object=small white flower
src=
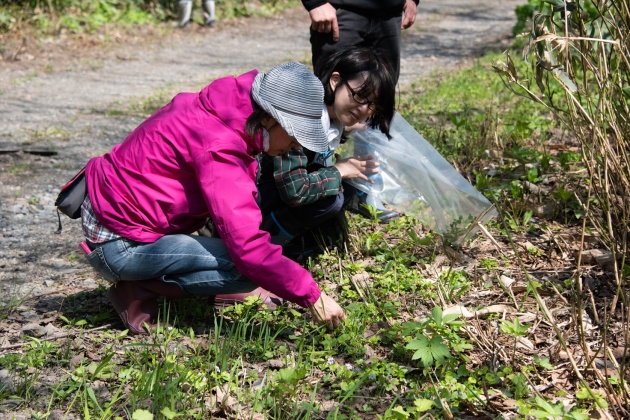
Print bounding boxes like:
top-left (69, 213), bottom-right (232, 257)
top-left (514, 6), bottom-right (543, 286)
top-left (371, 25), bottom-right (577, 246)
top-left (345, 363), bottom-right (354, 371)
top-left (202, 377), bottom-right (207, 382)
top-left (327, 357), bottom-right (335, 365)
top-left (214, 366), bottom-right (221, 373)
top-left (369, 374), bottom-right (377, 381)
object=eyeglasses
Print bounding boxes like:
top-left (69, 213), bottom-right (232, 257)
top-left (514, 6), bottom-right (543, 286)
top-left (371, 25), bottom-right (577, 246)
top-left (345, 82), bottom-right (378, 112)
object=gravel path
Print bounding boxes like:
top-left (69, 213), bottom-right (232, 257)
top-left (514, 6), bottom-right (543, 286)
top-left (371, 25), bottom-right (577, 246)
top-left (0, 0), bottom-right (522, 344)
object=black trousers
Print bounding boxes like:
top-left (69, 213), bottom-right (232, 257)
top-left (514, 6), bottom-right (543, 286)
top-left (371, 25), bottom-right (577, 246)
top-left (310, 7), bottom-right (403, 81)
top-left (257, 179), bottom-right (357, 236)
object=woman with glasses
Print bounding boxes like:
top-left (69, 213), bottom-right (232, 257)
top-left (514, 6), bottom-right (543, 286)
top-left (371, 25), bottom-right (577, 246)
top-left (255, 47), bottom-right (396, 257)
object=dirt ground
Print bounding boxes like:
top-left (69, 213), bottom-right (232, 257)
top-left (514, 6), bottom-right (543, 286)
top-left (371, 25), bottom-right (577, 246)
top-left (0, 0), bottom-right (522, 354)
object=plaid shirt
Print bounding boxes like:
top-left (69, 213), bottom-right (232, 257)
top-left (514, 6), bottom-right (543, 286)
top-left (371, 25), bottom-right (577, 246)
top-left (81, 195), bottom-right (120, 243)
top-left (259, 148), bottom-right (342, 207)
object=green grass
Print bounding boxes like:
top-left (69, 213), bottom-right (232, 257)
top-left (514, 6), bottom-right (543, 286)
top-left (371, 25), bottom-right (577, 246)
top-left (400, 52), bottom-right (556, 172)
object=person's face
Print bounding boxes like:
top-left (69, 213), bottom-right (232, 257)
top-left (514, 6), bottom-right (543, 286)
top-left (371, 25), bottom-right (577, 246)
top-left (264, 118), bottom-right (301, 156)
top-left (328, 71), bottom-right (378, 127)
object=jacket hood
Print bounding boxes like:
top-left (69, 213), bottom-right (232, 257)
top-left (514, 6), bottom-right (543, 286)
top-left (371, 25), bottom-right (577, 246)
top-left (198, 69), bottom-right (263, 155)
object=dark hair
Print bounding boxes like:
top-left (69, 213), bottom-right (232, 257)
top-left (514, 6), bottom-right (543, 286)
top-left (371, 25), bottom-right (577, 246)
top-left (316, 47), bottom-right (396, 136)
top-left (245, 103), bottom-right (269, 142)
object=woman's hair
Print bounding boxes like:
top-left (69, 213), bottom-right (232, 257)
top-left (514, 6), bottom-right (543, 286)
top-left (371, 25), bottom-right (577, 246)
top-left (317, 47), bottom-right (396, 136)
top-left (245, 103), bottom-right (269, 143)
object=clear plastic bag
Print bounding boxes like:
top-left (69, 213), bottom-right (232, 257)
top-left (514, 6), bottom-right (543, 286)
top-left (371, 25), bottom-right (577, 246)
top-left (338, 113), bottom-right (496, 246)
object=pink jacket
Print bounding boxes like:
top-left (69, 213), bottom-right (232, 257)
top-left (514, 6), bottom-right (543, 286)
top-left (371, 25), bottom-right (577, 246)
top-left (85, 70), bottom-right (321, 308)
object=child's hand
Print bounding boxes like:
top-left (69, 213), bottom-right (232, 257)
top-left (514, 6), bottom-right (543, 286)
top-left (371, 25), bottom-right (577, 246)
top-left (343, 122), bottom-right (369, 134)
top-left (334, 155), bottom-right (379, 181)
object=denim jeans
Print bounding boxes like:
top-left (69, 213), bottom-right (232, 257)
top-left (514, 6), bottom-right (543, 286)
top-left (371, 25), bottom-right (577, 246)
top-left (85, 234), bottom-right (257, 296)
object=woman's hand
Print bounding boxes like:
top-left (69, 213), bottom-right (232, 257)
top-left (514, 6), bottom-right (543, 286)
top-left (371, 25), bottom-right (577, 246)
top-left (334, 155), bottom-right (379, 182)
top-left (309, 292), bottom-right (346, 329)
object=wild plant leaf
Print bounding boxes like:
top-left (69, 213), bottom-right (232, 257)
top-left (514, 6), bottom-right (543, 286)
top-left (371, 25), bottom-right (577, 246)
top-left (535, 64), bottom-right (546, 94)
top-left (442, 312), bottom-right (462, 325)
top-left (451, 341), bottom-right (473, 352)
top-left (92, 353), bottom-right (114, 379)
top-left (552, 2), bottom-right (576, 13)
top-left (430, 306), bottom-right (443, 326)
top-left (86, 386), bottom-right (98, 407)
top-left (401, 322), bottom-right (425, 336)
top-left (407, 335), bottom-right (452, 366)
top-left (575, 387), bottom-right (591, 400)
top-left (275, 367), bottom-right (307, 384)
top-left (161, 407), bottom-right (178, 419)
top-left (576, 386), bottom-right (609, 408)
top-left (533, 355), bottom-right (553, 370)
top-left (566, 410), bottom-right (591, 420)
top-left (414, 398), bottom-right (435, 412)
top-left (391, 406), bottom-right (409, 418)
top-left (529, 396), bottom-right (564, 418)
top-left (407, 228), bottom-right (432, 245)
top-left (132, 410), bottom-right (154, 420)
top-left (500, 318), bottom-right (530, 336)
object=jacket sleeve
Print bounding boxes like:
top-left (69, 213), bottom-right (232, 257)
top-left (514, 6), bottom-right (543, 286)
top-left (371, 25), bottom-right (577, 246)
top-left (302, 0), bottom-right (329, 12)
top-left (194, 140), bottom-right (321, 308)
top-left (273, 149), bottom-right (342, 207)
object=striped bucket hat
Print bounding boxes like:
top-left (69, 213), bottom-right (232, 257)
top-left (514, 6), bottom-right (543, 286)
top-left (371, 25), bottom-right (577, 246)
top-left (251, 62), bottom-right (328, 153)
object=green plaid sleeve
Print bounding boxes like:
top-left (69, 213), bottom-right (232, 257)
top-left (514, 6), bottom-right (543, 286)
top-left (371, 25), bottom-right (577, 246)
top-left (273, 149), bottom-right (342, 206)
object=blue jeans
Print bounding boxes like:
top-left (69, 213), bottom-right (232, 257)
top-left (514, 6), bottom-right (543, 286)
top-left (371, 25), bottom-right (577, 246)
top-left (85, 235), bottom-right (257, 296)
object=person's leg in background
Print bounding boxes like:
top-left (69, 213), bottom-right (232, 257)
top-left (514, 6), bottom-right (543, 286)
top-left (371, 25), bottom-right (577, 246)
top-left (177, 0), bottom-right (216, 28)
top-left (177, 0), bottom-right (193, 27)
top-left (369, 14), bottom-right (402, 82)
top-left (202, 0), bottom-right (216, 27)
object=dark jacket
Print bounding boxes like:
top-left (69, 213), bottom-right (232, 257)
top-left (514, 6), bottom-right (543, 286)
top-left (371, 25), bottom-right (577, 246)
top-left (302, 0), bottom-right (418, 15)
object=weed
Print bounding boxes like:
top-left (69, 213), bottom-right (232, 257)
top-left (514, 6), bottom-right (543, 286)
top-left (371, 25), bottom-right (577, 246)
top-left (437, 269), bottom-right (471, 302)
top-left (0, 291), bottom-right (24, 320)
top-left (517, 395), bottom-right (590, 420)
top-left (401, 306), bottom-right (472, 368)
top-left (7, 163), bottom-right (30, 174)
top-left (479, 257), bottom-right (499, 270)
top-left (500, 317), bottom-right (530, 363)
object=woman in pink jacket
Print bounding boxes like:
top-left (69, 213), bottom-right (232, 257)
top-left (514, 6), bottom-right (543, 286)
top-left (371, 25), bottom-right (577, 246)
top-left (81, 62), bottom-right (345, 334)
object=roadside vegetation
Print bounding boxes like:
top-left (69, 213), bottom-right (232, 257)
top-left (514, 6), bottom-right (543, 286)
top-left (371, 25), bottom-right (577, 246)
top-left (0, 0), bottom-right (298, 34)
top-left (1, 0), bottom-right (629, 418)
